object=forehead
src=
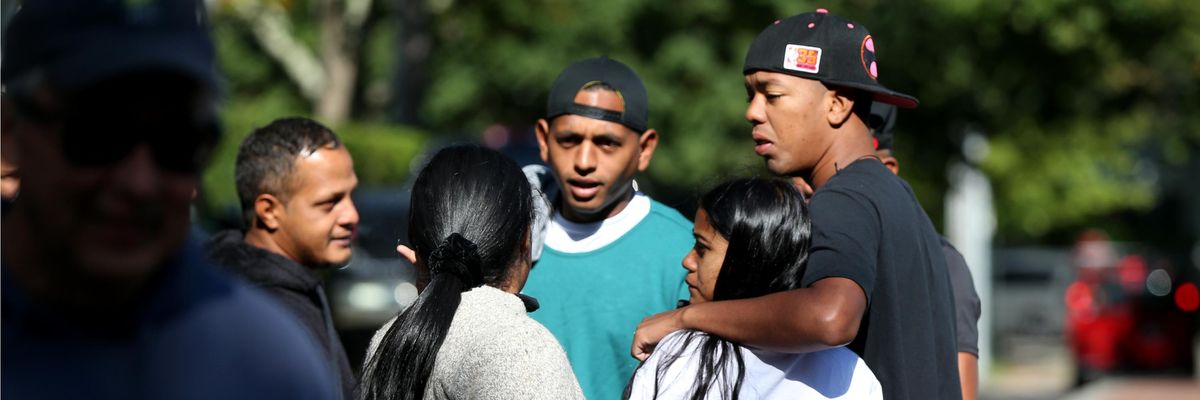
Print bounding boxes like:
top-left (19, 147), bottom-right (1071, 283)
top-left (693, 208), bottom-right (715, 233)
top-left (548, 113), bottom-right (637, 137)
top-left (290, 146), bottom-right (356, 193)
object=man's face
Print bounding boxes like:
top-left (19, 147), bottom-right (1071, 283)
top-left (744, 71), bottom-right (833, 177)
top-left (536, 89), bottom-right (656, 222)
top-left (274, 147), bottom-right (359, 268)
top-left (9, 76), bottom-right (213, 280)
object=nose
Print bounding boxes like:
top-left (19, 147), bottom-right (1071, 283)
top-left (341, 196), bottom-right (360, 228)
top-left (573, 141), bottom-right (597, 175)
top-left (113, 145), bottom-right (162, 200)
top-left (682, 250), bottom-right (698, 273)
top-left (745, 94), bottom-right (766, 126)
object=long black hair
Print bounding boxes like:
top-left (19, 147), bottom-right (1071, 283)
top-left (628, 177), bottom-right (811, 400)
top-left (358, 145), bottom-right (533, 400)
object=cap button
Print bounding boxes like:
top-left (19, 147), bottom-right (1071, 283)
top-left (816, 8), bottom-right (829, 14)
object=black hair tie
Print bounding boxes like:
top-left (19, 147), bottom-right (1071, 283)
top-left (428, 233), bottom-right (484, 289)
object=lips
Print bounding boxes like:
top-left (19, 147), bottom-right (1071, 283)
top-left (752, 131), bottom-right (774, 156)
top-left (330, 235), bottom-right (353, 247)
top-left (566, 178), bottom-right (602, 200)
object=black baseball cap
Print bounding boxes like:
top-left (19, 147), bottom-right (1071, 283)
top-left (869, 102), bottom-right (898, 150)
top-left (743, 8), bottom-right (918, 108)
top-left (545, 57), bottom-right (649, 134)
top-left (2, 0), bottom-right (218, 94)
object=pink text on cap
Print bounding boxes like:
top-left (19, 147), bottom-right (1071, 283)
top-left (816, 8), bottom-right (829, 14)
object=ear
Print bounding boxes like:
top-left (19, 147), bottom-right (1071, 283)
top-left (535, 118), bottom-right (551, 163)
top-left (635, 128), bottom-right (659, 172)
top-left (253, 193), bottom-right (285, 231)
top-left (881, 155), bottom-right (900, 175)
top-left (825, 88), bottom-right (856, 127)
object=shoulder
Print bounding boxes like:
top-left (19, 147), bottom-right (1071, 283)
top-left (444, 303), bottom-right (584, 399)
top-left (630, 330), bottom-right (713, 400)
top-left (644, 197), bottom-right (693, 232)
top-left (162, 268), bottom-right (338, 398)
top-left (641, 330), bottom-right (712, 376)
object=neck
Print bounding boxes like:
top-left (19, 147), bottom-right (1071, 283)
top-left (243, 227), bottom-right (297, 263)
top-left (807, 122), bottom-right (875, 189)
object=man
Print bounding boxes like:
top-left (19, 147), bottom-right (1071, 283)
top-left (523, 56), bottom-right (692, 400)
top-left (205, 117), bottom-right (359, 399)
top-left (0, 0), bottom-right (337, 399)
top-left (633, 10), bottom-right (962, 399)
top-left (869, 102), bottom-right (982, 400)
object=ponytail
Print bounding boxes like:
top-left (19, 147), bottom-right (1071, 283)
top-left (359, 234), bottom-right (486, 400)
top-left (358, 145), bottom-right (533, 400)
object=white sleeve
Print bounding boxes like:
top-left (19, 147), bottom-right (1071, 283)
top-left (628, 330), bottom-right (716, 399)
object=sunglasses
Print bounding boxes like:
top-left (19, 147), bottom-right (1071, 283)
top-left (14, 94), bottom-right (220, 174)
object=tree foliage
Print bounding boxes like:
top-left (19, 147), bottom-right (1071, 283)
top-left (414, 0), bottom-right (1200, 241)
top-left (205, 0), bottom-right (1200, 243)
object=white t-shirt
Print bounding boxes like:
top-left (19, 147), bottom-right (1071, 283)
top-left (629, 330), bottom-right (882, 399)
top-left (544, 192), bottom-right (651, 253)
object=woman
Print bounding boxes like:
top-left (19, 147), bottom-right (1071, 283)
top-left (359, 145), bottom-right (583, 400)
top-left (626, 178), bottom-right (881, 399)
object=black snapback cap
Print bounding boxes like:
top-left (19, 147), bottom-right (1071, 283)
top-left (869, 102), bottom-right (898, 150)
top-left (546, 57), bottom-right (649, 134)
top-left (743, 8), bottom-right (918, 108)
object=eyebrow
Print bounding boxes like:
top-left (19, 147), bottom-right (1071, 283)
top-left (554, 129), bottom-right (626, 142)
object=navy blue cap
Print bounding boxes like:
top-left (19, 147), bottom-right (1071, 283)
top-left (869, 102), bottom-right (898, 150)
top-left (2, 0), bottom-right (217, 93)
top-left (743, 9), bottom-right (917, 108)
top-left (545, 57), bottom-right (649, 134)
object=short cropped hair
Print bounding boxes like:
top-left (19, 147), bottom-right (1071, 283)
top-left (235, 117), bottom-right (342, 228)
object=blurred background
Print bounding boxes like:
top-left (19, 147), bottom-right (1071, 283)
top-left (9, 0), bottom-right (1199, 398)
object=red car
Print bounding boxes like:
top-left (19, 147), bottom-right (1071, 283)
top-left (1065, 235), bottom-right (1197, 385)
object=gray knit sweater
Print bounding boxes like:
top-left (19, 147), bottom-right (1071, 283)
top-left (366, 285), bottom-right (584, 400)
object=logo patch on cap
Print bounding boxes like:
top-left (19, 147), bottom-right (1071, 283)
top-left (860, 35), bottom-right (878, 80)
top-left (783, 44), bottom-right (821, 74)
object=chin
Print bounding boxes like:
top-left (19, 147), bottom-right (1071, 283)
top-left (565, 199), bottom-right (607, 217)
top-left (76, 245), bottom-right (168, 281)
top-left (320, 254), bottom-right (353, 269)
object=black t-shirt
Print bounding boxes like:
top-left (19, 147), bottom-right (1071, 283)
top-left (942, 237), bottom-right (981, 356)
top-left (802, 159), bottom-right (961, 400)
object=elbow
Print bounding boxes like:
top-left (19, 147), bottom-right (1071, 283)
top-left (811, 308), bottom-right (860, 347)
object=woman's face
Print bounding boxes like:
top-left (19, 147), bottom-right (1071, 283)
top-left (682, 209), bottom-right (728, 304)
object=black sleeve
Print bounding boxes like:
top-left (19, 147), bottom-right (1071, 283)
top-left (942, 239), bottom-right (981, 356)
top-left (803, 189), bottom-right (879, 304)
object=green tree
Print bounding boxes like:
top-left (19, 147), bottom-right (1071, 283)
top-left (414, 0), bottom-right (1200, 241)
top-left (200, 0), bottom-right (427, 219)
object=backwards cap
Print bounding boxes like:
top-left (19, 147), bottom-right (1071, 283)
top-left (743, 8), bottom-right (918, 108)
top-left (545, 57), bottom-right (649, 134)
top-left (2, 0), bottom-right (217, 93)
top-left (869, 102), bottom-right (898, 150)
